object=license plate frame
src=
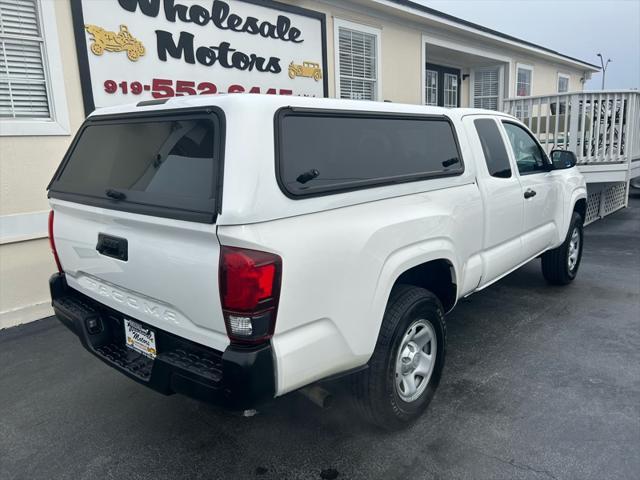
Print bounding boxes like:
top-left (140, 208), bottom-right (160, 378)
top-left (124, 318), bottom-right (157, 359)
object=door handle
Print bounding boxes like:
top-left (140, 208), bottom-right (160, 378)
top-left (524, 189), bottom-right (537, 199)
top-left (96, 233), bottom-right (128, 261)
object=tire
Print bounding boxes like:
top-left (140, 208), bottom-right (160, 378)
top-left (541, 211), bottom-right (584, 285)
top-left (351, 285), bottom-right (446, 430)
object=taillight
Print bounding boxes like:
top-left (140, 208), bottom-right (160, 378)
top-left (48, 210), bottom-right (63, 273)
top-left (219, 246), bottom-right (282, 345)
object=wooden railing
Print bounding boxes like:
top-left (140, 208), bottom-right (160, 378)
top-left (502, 90), bottom-right (640, 165)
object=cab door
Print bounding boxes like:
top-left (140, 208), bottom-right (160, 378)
top-left (500, 121), bottom-right (564, 259)
top-left (463, 116), bottom-right (524, 287)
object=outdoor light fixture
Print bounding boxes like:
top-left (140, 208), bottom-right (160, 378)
top-left (597, 53), bottom-right (612, 89)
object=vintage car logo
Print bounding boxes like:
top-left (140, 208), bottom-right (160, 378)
top-left (85, 24), bottom-right (145, 62)
top-left (288, 61), bottom-right (323, 81)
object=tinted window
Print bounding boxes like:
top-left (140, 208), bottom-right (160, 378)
top-left (502, 122), bottom-right (549, 175)
top-left (277, 111), bottom-right (463, 196)
top-left (49, 114), bottom-right (221, 221)
top-left (474, 118), bottom-right (511, 178)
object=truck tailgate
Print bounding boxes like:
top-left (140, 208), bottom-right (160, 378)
top-left (51, 199), bottom-right (228, 351)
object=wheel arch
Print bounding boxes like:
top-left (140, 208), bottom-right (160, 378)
top-left (573, 196), bottom-right (587, 222)
top-left (393, 259), bottom-right (458, 314)
top-left (566, 187), bottom-right (587, 235)
top-left (368, 242), bottom-right (460, 342)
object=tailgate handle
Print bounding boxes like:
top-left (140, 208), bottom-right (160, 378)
top-left (96, 234), bottom-right (128, 261)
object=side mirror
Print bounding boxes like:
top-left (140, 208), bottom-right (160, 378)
top-left (550, 149), bottom-right (577, 169)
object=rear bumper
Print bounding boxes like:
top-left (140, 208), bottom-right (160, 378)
top-left (49, 273), bottom-right (275, 410)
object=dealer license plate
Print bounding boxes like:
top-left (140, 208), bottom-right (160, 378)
top-left (124, 318), bottom-right (157, 359)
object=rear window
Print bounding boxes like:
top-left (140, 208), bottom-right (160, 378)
top-left (276, 109), bottom-right (463, 197)
top-left (49, 110), bottom-right (223, 223)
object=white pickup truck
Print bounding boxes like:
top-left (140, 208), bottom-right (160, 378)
top-left (48, 95), bottom-right (586, 429)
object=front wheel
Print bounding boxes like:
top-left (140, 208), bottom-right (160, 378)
top-left (351, 285), bottom-right (446, 430)
top-left (90, 43), bottom-right (104, 56)
top-left (541, 211), bottom-right (584, 285)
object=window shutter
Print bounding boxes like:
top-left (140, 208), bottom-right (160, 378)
top-left (474, 69), bottom-right (499, 110)
top-left (0, 0), bottom-right (51, 119)
top-left (338, 27), bottom-right (377, 101)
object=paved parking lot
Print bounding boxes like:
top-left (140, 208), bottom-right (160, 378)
top-left (1, 194), bottom-right (639, 480)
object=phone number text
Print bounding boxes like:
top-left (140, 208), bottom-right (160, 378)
top-left (103, 78), bottom-right (295, 98)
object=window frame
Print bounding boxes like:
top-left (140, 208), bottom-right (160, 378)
top-left (471, 66), bottom-right (503, 111)
top-left (47, 106), bottom-right (226, 223)
top-left (515, 63), bottom-right (534, 97)
top-left (273, 107), bottom-right (465, 199)
top-left (557, 73), bottom-right (570, 93)
top-left (0, 0), bottom-right (70, 136)
top-left (501, 120), bottom-right (552, 176)
top-left (514, 63), bottom-right (534, 119)
top-left (333, 18), bottom-right (382, 101)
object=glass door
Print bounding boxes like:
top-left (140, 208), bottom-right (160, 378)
top-left (425, 63), bottom-right (461, 107)
top-left (426, 70), bottom-right (438, 106)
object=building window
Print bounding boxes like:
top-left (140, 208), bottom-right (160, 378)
top-left (473, 68), bottom-right (500, 110)
top-left (334, 19), bottom-right (380, 101)
top-left (555, 73), bottom-right (570, 115)
top-left (558, 74), bottom-right (570, 93)
top-left (0, 0), bottom-right (68, 136)
top-left (443, 73), bottom-right (458, 107)
top-left (0, 0), bottom-right (50, 118)
top-left (425, 70), bottom-right (437, 106)
top-left (515, 64), bottom-right (533, 119)
top-left (516, 66), bottom-right (532, 96)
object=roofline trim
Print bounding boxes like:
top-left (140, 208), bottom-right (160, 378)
top-left (380, 0), bottom-right (600, 71)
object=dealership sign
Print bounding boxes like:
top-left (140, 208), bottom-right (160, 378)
top-left (71, 0), bottom-right (327, 114)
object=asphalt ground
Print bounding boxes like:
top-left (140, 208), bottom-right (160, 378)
top-left (1, 193), bottom-right (638, 480)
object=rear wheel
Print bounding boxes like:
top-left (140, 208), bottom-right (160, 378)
top-left (352, 285), bottom-right (446, 430)
top-left (541, 211), bottom-right (584, 285)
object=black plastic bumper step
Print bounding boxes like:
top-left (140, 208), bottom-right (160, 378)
top-left (162, 349), bottom-right (223, 382)
top-left (95, 343), bottom-right (154, 380)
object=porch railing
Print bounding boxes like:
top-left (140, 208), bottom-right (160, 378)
top-left (502, 90), bottom-right (640, 165)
